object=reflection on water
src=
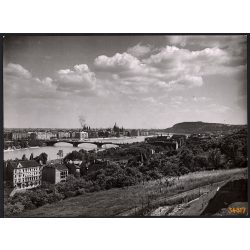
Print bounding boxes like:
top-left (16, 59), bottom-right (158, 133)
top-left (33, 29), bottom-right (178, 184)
top-left (4, 136), bottom-right (148, 161)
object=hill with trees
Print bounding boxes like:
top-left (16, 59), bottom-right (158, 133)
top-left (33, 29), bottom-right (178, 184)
top-left (164, 121), bottom-right (246, 134)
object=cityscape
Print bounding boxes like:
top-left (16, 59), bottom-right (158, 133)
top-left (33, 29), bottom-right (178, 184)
top-left (3, 35), bottom-right (248, 217)
top-left (4, 123), bottom-right (151, 150)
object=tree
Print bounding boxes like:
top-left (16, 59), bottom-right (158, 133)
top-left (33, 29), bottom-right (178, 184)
top-left (208, 149), bottom-right (221, 169)
top-left (29, 153), bottom-right (34, 160)
top-left (193, 155), bottom-right (208, 171)
top-left (35, 152), bottom-right (48, 164)
top-left (179, 148), bottom-right (194, 170)
top-left (57, 150), bottom-right (64, 158)
top-left (22, 154), bottom-right (28, 161)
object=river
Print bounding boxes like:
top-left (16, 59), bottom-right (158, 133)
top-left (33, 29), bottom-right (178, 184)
top-left (4, 136), bottom-right (149, 161)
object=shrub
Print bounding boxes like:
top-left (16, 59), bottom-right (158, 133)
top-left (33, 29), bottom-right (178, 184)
top-left (5, 202), bottom-right (25, 216)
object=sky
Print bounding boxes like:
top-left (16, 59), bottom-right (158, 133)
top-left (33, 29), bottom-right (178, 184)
top-left (3, 35), bottom-right (247, 129)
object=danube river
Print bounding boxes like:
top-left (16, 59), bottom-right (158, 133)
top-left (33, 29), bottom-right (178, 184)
top-left (4, 136), bottom-right (149, 161)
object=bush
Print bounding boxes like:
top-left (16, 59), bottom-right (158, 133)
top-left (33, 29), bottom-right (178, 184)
top-left (5, 202), bottom-right (25, 216)
top-left (64, 191), bottom-right (77, 198)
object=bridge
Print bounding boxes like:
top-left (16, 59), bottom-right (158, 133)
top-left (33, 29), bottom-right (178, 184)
top-left (44, 139), bottom-right (125, 149)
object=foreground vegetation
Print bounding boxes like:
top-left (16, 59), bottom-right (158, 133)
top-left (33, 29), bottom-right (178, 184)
top-left (15, 168), bottom-right (247, 217)
top-left (4, 129), bottom-right (247, 216)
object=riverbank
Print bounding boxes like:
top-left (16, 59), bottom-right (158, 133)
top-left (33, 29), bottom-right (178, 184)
top-left (4, 146), bottom-right (40, 152)
top-left (3, 136), bottom-right (148, 161)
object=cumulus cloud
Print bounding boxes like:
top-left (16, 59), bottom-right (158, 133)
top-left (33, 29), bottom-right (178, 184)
top-left (4, 63), bottom-right (32, 79)
top-left (94, 52), bottom-right (149, 75)
top-left (93, 38), bottom-right (246, 99)
top-left (35, 77), bottom-right (54, 88)
top-left (4, 36), bottom-right (246, 111)
top-left (161, 75), bottom-right (204, 90)
top-left (4, 62), bottom-right (99, 99)
top-left (4, 63), bottom-right (62, 100)
top-left (5, 73), bottom-right (61, 100)
top-left (56, 64), bottom-right (96, 93)
top-left (144, 46), bottom-right (230, 76)
top-left (166, 35), bottom-right (246, 50)
top-left (127, 43), bottom-right (152, 58)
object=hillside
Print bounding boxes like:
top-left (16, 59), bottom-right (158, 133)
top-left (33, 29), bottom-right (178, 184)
top-left (165, 121), bottom-right (246, 134)
top-left (14, 168), bottom-right (247, 217)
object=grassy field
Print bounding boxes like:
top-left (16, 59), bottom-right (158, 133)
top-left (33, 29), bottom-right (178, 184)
top-left (17, 168), bottom-right (247, 217)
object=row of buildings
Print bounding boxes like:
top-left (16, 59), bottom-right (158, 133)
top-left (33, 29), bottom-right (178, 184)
top-left (4, 130), bottom-right (90, 141)
top-left (4, 127), bottom-right (149, 142)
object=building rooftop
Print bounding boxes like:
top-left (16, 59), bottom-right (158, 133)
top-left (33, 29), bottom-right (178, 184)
top-left (45, 163), bottom-right (68, 171)
top-left (8, 160), bottom-right (39, 169)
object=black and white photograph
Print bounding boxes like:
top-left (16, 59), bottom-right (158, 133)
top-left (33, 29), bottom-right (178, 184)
top-left (3, 35), bottom-right (248, 217)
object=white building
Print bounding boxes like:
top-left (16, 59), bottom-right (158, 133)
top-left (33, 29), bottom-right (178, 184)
top-left (74, 131), bottom-right (88, 140)
top-left (6, 160), bottom-right (42, 190)
top-left (36, 131), bottom-right (54, 140)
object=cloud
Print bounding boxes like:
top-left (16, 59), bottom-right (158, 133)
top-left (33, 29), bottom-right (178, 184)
top-left (96, 42), bottom-right (244, 96)
top-left (127, 43), bottom-right (152, 58)
top-left (4, 36), bottom-right (246, 115)
top-left (207, 103), bottom-right (231, 113)
top-left (4, 74), bottom-right (61, 100)
top-left (4, 63), bottom-right (62, 100)
top-left (4, 63), bottom-right (32, 79)
top-left (94, 37), bottom-right (246, 97)
top-left (93, 48), bottom-right (209, 96)
top-left (193, 96), bottom-right (211, 102)
top-left (94, 52), bottom-right (148, 75)
top-left (166, 35), bottom-right (246, 50)
top-left (4, 62), bottom-right (99, 100)
top-left (169, 75), bottom-right (204, 89)
top-left (55, 64), bottom-right (96, 93)
top-left (35, 77), bottom-right (54, 88)
top-left (142, 97), bottom-right (163, 106)
top-left (144, 46), bottom-right (229, 75)
top-left (151, 75), bottom-right (204, 92)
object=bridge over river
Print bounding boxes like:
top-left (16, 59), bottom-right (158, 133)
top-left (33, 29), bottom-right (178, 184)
top-left (45, 139), bottom-right (126, 149)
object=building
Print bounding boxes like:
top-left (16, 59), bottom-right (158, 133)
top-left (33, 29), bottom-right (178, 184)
top-left (36, 131), bottom-right (56, 140)
top-left (50, 131), bottom-right (58, 139)
top-left (171, 134), bottom-right (186, 147)
top-left (130, 129), bottom-right (140, 137)
top-left (42, 163), bottom-right (68, 184)
top-left (57, 131), bottom-right (71, 139)
top-left (140, 131), bottom-right (149, 136)
top-left (70, 131), bottom-right (76, 138)
top-left (4, 132), bottom-right (12, 141)
top-left (145, 136), bottom-right (179, 150)
top-left (145, 135), bottom-right (170, 143)
top-left (88, 130), bottom-right (99, 138)
top-left (66, 160), bottom-right (82, 178)
top-left (5, 160), bottom-right (42, 190)
top-left (74, 131), bottom-right (88, 140)
top-left (28, 132), bottom-right (37, 140)
top-left (12, 131), bottom-right (29, 140)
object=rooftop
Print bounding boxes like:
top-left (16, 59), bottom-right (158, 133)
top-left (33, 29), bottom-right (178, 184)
top-left (45, 163), bottom-right (68, 171)
top-left (8, 160), bottom-right (40, 169)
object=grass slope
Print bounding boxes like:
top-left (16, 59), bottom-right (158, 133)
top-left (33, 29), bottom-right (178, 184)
top-left (17, 168), bottom-right (247, 217)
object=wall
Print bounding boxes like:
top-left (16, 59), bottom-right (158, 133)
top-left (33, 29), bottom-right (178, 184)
top-left (42, 167), bottom-right (56, 184)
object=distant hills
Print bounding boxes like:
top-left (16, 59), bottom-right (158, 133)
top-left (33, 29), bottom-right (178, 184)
top-left (164, 122), bottom-right (247, 134)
